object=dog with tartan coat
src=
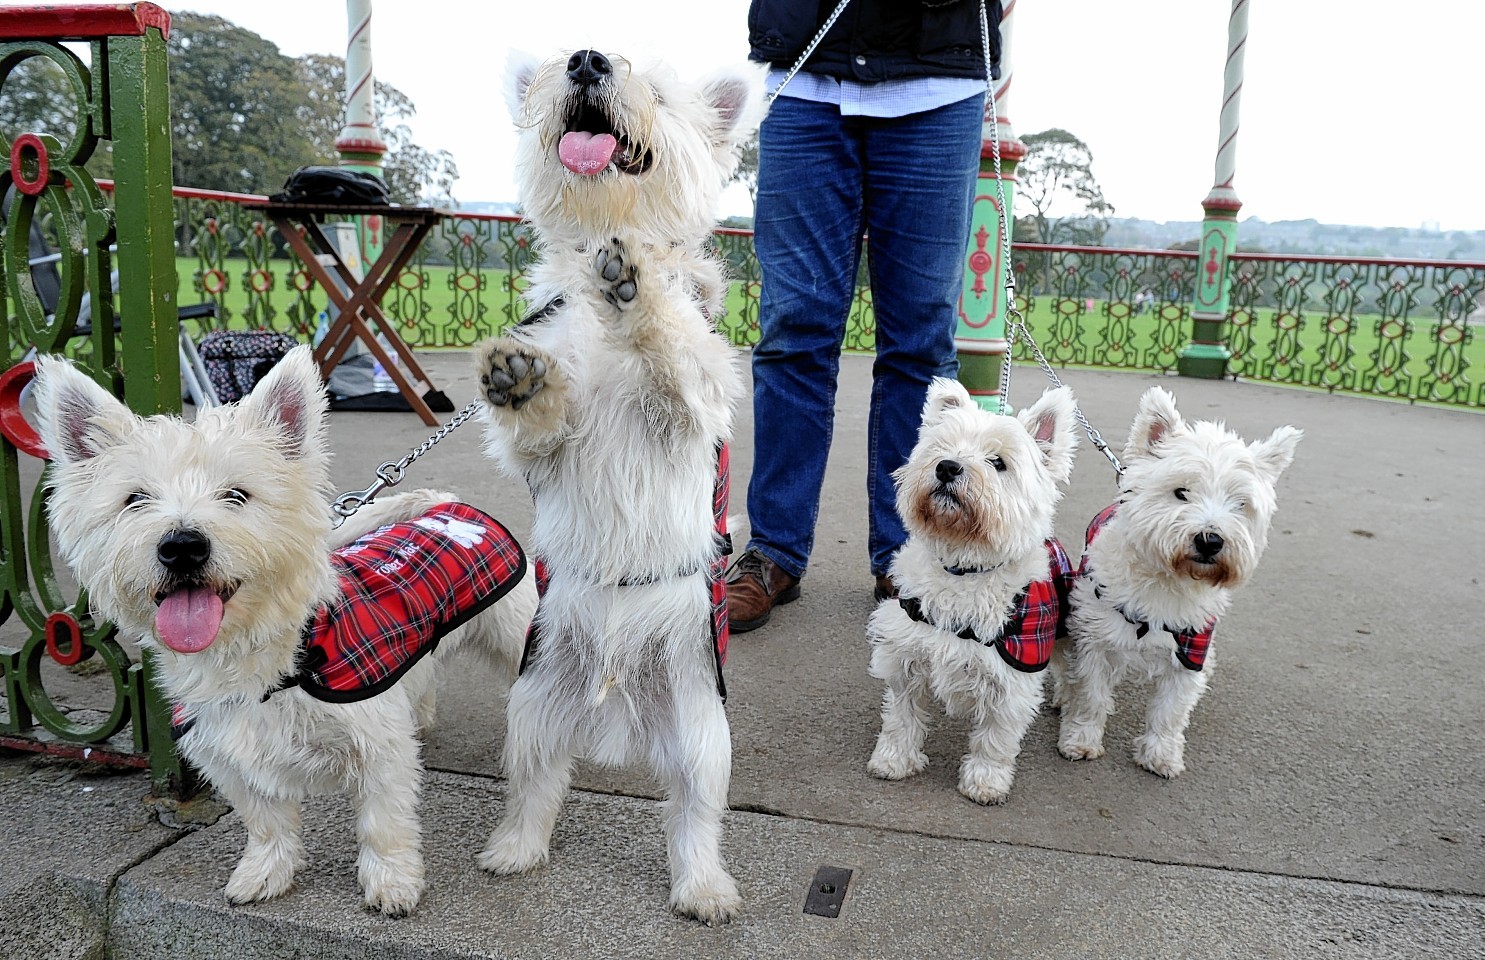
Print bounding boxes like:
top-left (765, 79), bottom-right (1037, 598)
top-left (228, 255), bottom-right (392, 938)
top-left (33, 348), bottom-right (537, 917)
top-left (867, 378), bottom-right (1078, 806)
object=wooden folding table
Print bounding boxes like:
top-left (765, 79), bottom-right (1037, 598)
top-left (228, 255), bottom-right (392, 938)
top-left (245, 201), bottom-right (450, 425)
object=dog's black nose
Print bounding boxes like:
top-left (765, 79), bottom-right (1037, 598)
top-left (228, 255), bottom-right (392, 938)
top-left (1193, 531), bottom-right (1224, 559)
top-left (158, 529), bottom-right (211, 574)
top-left (936, 459), bottom-right (963, 484)
top-left (566, 49), bottom-right (612, 87)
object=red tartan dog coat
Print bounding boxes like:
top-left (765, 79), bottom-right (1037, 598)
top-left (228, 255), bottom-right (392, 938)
top-left (897, 538), bottom-right (1074, 673)
top-left (1080, 503), bottom-right (1215, 671)
top-left (172, 502), bottom-right (527, 738)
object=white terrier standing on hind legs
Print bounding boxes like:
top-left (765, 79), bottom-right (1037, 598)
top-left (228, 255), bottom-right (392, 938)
top-left (1052, 386), bottom-right (1302, 778)
top-left (868, 379), bottom-right (1078, 806)
top-left (31, 347), bottom-right (537, 916)
top-left (471, 48), bottom-right (764, 925)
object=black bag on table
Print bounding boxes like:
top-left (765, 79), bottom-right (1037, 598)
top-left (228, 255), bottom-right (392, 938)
top-left (269, 166), bottom-right (391, 206)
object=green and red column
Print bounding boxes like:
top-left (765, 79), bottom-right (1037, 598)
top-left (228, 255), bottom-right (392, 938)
top-left (1179, 0), bottom-right (1249, 379)
top-left (956, 0), bottom-right (1021, 413)
top-left (335, 0), bottom-right (387, 262)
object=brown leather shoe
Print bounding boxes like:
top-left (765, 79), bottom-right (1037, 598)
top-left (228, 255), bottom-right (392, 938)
top-left (873, 574), bottom-right (898, 602)
top-left (725, 548), bottom-right (800, 633)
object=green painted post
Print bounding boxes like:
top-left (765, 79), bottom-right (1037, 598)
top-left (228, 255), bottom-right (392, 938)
top-left (1178, 0), bottom-right (1250, 380)
top-left (108, 19), bottom-right (195, 797)
top-left (956, 1), bottom-right (1019, 413)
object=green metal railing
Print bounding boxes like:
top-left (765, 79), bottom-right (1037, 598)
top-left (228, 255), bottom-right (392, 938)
top-left (1, 3), bottom-right (194, 794)
top-left (136, 193), bottom-right (1484, 410)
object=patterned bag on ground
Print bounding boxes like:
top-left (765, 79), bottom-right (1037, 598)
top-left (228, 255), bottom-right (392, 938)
top-left (197, 330), bottom-right (301, 404)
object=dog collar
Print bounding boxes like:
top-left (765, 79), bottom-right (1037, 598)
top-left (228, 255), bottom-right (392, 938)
top-left (1091, 583), bottom-right (1216, 672)
top-left (942, 560), bottom-right (1007, 576)
top-left (519, 296), bottom-right (565, 327)
top-left (895, 539), bottom-right (1072, 674)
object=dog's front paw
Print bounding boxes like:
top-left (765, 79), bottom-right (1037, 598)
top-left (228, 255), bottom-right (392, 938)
top-left (867, 739), bottom-right (928, 781)
top-left (359, 851), bottom-right (426, 917)
top-left (957, 758), bottom-right (1015, 806)
top-left (476, 337), bottom-right (553, 411)
top-left (1133, 734), bottom-right (1186, 779)
top-left (670, 872), bottom-right (742, 927)
top-left (594, 238), bottom-right (639, 315)
top-left (1057, 723), bottom-right (1106, 761)
top-left (477, 823), bottom-right (549, 875)
top-left (224, 850), bottom-right (296, 905)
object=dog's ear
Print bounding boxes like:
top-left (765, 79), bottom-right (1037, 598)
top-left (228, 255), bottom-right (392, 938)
top-left (919, 377), bottom-right (973, 432)
top-left (1249, 425), bottom-right (1302, 483)
top-left (505, 50), bottom-right (543, 122)
top-left (239, 346), bottom-right (328, 460)
top-left (701, 63), bottom-right (767, 151)
top-left (1124, 386), bottom-right (1183, 460)
top-left (32, 354), bottom-right (136, 464)
top-left (1017, 386), bottom-right (1078, 483)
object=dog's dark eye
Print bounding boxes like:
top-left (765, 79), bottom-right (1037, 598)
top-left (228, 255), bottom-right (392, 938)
top-left (221, 488), bottom-right (250, 506)
top-left (987, 455), bottom-right (1006, 472)
top-left (125, 491), bottom-right (150, 509)
top-left (1174, 488), bottom-right (1190, 502)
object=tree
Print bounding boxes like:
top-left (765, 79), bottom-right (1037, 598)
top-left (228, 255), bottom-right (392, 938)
top-left (295, 54), bottom-right (458, 205)
top-left (732, 136), bottom-right (760, 209)
top-left (1016, 128), bottom-right (1114, 247)
top-left (166, 14), bottom-right (457, 202)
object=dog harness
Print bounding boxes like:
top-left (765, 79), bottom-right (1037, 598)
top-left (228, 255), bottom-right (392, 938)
top-left (517, 443), bottom-right (732, 701)
top-left (896, 538), bottom-right (1074, 673)
top-left (171, 503), bottom-right (527, 739)
top-left (1080, 503), bottom-right (1216, 671)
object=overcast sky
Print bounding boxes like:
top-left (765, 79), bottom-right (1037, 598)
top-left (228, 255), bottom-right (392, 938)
top-left (58, 1), bottom-right (1484, 230)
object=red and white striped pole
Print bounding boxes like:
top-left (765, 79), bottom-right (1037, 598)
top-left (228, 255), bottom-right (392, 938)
top-left (335, 0), bottom-right (387, 259)
top-left (1178, 0), bottom-right (1249, 379)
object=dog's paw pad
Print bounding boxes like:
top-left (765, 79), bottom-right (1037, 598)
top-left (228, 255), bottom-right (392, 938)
top-left (478, 341), bottom-right (550, 411)
top-left (594, 238), bottom-right (639, 312)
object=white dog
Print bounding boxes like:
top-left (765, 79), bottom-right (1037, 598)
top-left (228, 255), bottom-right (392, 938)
top-left (33, 348), bottom-right (537, 916)
top-left (867, 379), bottom-right (1078, 805)
top-left (470, 49), bottom-right (762, 925)
top-left (1053, 386), bottom-right (1302, 778)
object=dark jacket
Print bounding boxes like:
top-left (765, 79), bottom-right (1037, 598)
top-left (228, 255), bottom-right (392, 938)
top-left (748, 0), bottom-right (1002, 83)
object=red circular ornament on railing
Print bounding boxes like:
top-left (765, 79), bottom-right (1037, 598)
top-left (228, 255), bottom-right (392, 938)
top-left (11, 133), bottom-right (50, 196)
top-left (45, 612), bottom-right (87, 666)
top-left (0, 362), bottom-right (48, 460)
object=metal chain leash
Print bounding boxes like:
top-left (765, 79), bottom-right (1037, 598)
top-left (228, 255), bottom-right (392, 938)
top-left (765, 0), bottom-right (853, 107)
top-left (976, 1), bottom-right (1123, 479)
top-left (330, 398), bottom-right (483, 527)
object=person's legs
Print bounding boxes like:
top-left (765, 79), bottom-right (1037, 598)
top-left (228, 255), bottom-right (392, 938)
top-left (861, 94), bottom-right (984, 577)
top-left (746, 97), bottom-right (864, 579)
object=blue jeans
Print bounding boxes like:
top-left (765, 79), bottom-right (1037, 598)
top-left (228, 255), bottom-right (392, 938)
top-left (746, 93), bottom-right (983, 579)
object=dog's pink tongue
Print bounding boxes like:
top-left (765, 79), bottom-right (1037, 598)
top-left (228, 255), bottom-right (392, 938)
top-left (558, 131), bottom-right (618, 175)
top-left (155, 587), bottom-right (223, 654)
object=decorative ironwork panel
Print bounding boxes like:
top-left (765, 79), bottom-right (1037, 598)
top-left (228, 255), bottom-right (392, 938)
top-left (0, 11), bottom-right (191, 792)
